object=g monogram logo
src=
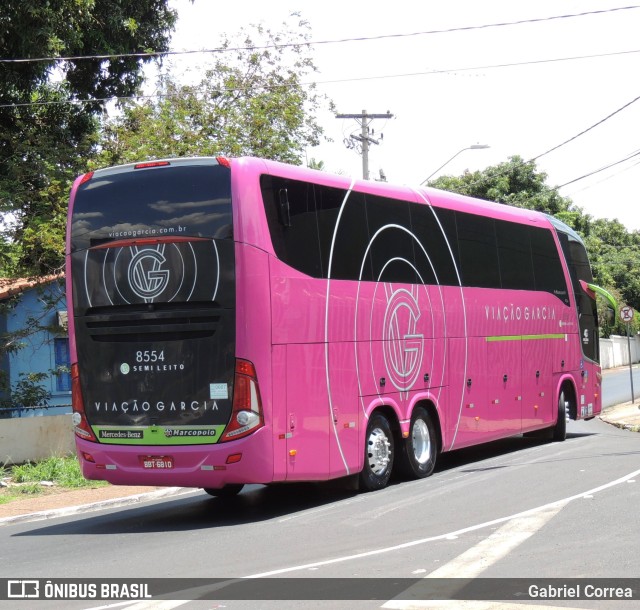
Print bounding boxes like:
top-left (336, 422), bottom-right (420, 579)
top-left (382, 285), bottom-right (424, 394)
top-left (127, 248), bottom-right (170, 301)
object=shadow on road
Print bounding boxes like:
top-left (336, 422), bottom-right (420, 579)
top-left (16, 424), bottom-right (629, 538)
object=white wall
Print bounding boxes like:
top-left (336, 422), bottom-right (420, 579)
top-left (0, 414), bottom-right (75, 466)
top-left (600, 334), bottom-right (640, 370)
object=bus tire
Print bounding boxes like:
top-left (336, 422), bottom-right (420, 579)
top-left (203, 484), bottom-right (244, 498)
top-left (398, 406), bottom-right (437, 479)
top-left (552, 390), bottom-right (568, 442)
top-left (359, 412), bottom-right (394, 492)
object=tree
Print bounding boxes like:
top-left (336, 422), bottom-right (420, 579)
top-left (96, 15), bottom-right (333, 167)
top-left (430, 155), bottom-right (578, 219)
top-left (0, 0), bottom-right (178, 275)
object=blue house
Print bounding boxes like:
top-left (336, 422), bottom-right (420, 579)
top-left (0, 275), bottom-right (71, 417)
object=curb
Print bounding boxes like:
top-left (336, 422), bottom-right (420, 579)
top-left (0, 487), bottom-right (196, 527)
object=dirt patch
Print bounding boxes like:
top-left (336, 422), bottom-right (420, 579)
top-left (0, 485), bottom-right (162, 519)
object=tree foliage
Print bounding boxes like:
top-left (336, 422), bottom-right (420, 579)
top-left (0, 0), bottom-right (178, 276)
top-left (96, 15), bottom-right (333, 168)
top-left (431, 156), bottom-right (640, 336)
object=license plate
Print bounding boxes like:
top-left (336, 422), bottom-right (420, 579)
top-left (139, 456), bottom-right (174, 469)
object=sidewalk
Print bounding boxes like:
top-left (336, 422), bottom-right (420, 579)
top-left (1, 402), bottom-right (638, 527)
top-left (599, 400), bottom-right (640, 431)
top-left (0, 485), bottom-right (193, 526)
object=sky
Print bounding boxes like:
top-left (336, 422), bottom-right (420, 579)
top-left (165, 0), bottom-right (640, 231)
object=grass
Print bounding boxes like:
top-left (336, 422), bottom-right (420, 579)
top-left (0, 455), bottom-right (108, 504)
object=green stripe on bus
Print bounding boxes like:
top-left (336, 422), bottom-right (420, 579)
top-left (485, 333), bottom-right (566, 342)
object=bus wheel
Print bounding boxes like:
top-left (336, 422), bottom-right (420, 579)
top-left (203, 484), bottom-right (244, 498)
top-left (359, 412), bottom-right (394, 492)
top-left (552, 390), bottom-right (568, 442)
top-left (398, 406), bottom-right (437, 479)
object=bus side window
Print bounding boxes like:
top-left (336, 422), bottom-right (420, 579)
top-left (363, 193), bottom-right (418, 284)
top-left (316, 186), bottom-right (373, 282)
top-left (496, 220), bottom-right (534, 290)
top-left (455, 212), bottom-right (500, 289)
top-left (530, 227), bottom-right (569, 304)
top-left (409, 204), bottom-right (458, 287)
top-left (261, 175), bottom-right (323, 277)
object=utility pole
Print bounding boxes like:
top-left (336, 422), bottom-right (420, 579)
top-left (336, 109), bottom-right (393, 180)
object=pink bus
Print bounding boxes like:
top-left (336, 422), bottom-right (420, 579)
top-left (66, 156), bottom-right (604, 495)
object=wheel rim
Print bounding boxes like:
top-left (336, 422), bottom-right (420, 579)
top-left (367, 427), bottom-right (391, 475)
top-left (412, 419), bottom-right (431, 465)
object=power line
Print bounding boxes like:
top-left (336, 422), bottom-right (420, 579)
top-left (567, 157), bottom-right (640, 196)
top-left (319, 48), bottom-right (640, 86)
top-left (557, 149), bottom-right (640, 188)
top-left (424, 92), bottom-right (640, 193)
top-left (1, 6), bottom-right (637, 65)
top-left (532, 93), bottom-right (640, 161)
top-left (2, 47), bottom-right (639, 110)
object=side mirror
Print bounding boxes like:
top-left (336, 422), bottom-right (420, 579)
top-left (605, 307), bottom-right (615, 325)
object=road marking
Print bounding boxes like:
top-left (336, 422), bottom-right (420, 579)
top-left (382, 503), bottom-right (568, 609)
top-left (429, 502), bottom-right (567, 578)
top-left (245, 467), bottom-right (640, 578)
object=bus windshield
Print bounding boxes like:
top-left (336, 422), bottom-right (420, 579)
top-left (71, 161), bottom-right (233, 251)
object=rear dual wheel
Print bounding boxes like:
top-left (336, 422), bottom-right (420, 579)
top-left (397, 406), bottom-right (437, 479)
top-left (359, 407), bottom-right (437, 491)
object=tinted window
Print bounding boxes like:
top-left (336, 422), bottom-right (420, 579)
top-left (558, 231), bottom-right (599, 362)
top-left (530, 227), bottom-right (569, 303)
top-left (365, 194), bottom-right (417, 284)
top-left (455, 212), bottom-right (500, 288)
top-left (496, 220), bottom-right (535, 290)
top-left (71, 163), bottom-right (232, 251)
top-left (260, 173), bottom-right (571, 301)
top-left (262, 175), bottom-right (323, 277)
top-left (409, 204), bottom-right (459, 285)
top-left (316, 187), bottom-right (372, 281)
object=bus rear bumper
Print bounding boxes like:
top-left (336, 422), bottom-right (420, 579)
top-left (74, 429), bottom-right (274, 488)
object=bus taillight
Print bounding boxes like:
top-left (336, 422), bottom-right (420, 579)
top-left (79, 171), bottom-right (94, 185)
top-left (71, 363), bottom-right (97, 441)
top-left (134, 161), bottom-right (171, 169)
top-left (220, 359), bottom-right (264, 442)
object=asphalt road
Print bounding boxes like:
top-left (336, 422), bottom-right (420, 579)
top-left (2, 414), bottom-right (639, 610)
top-left (602, 364), bottom-right (640, 407)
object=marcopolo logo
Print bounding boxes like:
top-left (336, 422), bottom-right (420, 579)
top-left (164, 428), bottom-right (218, 438)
